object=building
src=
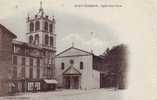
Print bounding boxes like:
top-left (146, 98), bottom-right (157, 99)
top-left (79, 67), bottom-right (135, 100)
top-left (11, 2), bottom-right (57, 92)
top-left (0, 24), bottom-right (17, 95)
top-left (55, 46), bottom-right (107, 90)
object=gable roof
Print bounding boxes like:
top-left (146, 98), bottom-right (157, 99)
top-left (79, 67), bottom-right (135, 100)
top-left (0, 24), bottom-right (17, 38)
top-left (63, 65), bottom-right (81, 75)
top-left (56, 46), bottom-right (93, 57)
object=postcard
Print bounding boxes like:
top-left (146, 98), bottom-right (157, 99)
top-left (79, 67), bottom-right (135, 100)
top-left (0, 0), bottom-right (156, 100)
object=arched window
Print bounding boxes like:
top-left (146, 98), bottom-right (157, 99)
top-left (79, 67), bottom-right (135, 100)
top-left (35, 34), bottom-right (39, 45)
top-left (30, 22), bottom-right (34, 32)
top-left (29, 35), bottom-right (33, 44)
top-left (44, 21), bottom-right (48, 32)
top-left (61, 62), bottom-right (64, 70)
top-left (35, 21), bottom-right (40, 31)
top-left (49, 24), bottom-right (53, 32)
top-left (80, 62), bottom-right (83, 70)
top-left (50, 37), bottom-right (53, 47)
top-left (45, 35), bottom-right (49, 45)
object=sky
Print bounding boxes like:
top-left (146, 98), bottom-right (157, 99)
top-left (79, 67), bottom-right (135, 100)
top-left (0, 0), bottom-right (157, 100)
top-left (0, 0), bottom-right (124, 55)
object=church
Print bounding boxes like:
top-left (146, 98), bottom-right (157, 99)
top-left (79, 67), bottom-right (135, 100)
top-left (55, 46), bottom-right (106, 90)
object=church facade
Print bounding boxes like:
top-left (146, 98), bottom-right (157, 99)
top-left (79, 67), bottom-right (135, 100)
top-left (11, 3), bottom-right (57, 92)
top-left (55, 47), bottom-right (102, 90)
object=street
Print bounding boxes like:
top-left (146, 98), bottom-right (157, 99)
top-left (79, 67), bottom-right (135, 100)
top-left (0, 89), bottom-right (124, 100)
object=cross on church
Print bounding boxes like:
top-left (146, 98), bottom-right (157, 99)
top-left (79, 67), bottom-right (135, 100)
top-left (72, 42), bottom-right (74, 47)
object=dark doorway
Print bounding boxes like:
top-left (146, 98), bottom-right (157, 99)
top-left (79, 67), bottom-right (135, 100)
top-left (73, 76), bottom-right (79, 89)
top-left (65, 76), bottom-right (70, 89)
top-left (64, 76), bottom-right (80, 89)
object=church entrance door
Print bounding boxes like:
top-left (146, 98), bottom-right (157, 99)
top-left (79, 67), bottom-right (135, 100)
top-left (64, 75), bottom-right (80, 89)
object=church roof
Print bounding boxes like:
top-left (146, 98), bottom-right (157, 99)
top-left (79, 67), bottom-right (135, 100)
top-left (56, 46), bottom-right (93, 57)
top-left (63, 65), bottom-right (81, 75)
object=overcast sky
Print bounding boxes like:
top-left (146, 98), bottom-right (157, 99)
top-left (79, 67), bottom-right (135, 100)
top-left (0, 0), bottom-right (157, 100)
top-left (0, 0), bottom-right (126, 55)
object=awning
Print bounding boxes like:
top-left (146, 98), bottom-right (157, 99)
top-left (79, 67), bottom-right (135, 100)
top-left (44, 79), bottom-right (58, 84)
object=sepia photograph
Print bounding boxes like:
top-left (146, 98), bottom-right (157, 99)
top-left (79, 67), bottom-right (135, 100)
top-left (0, 0), bottom-right (156, 100)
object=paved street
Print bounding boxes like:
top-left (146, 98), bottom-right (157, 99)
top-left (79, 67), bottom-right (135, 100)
top-left (0, 89), bottom-right (124, 100)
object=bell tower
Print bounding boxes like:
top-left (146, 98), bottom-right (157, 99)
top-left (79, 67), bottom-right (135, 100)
top-left (26, 1), bottom-right (56, 49)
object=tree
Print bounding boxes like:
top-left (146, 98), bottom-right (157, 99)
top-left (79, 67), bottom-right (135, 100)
top-left (101, 44), bottom-right (128, 89)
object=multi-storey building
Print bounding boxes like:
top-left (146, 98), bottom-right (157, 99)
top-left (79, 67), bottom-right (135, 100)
top-left (11, 2), bottom-right (57, 92)
top-left (0, 24), bottom-right (17, 95)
